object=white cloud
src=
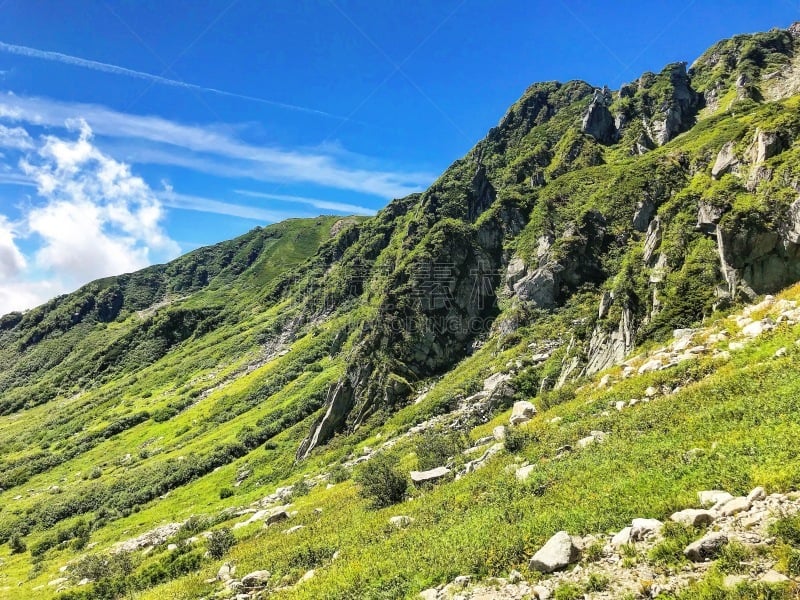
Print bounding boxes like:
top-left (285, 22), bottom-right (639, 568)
top-left (0, 93), bottom-right (433, 199)
top-left (0, 124), bottom-right (33, 150)
top-left (158, 189), bottom-right (311, 223)
top-left (0, 215), bottom-right (26, 278)
top-left (0, 280), bottom-right (61, 316)
top-left (234, 189), bottom-right (375, 215)
top-left (0, 120), bottom-right (181, 308)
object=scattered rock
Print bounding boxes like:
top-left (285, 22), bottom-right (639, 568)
top-left (718, 496), bottom-right (751, 517)
top-left (760, 569), bottom-right (789, 584)
top-left (684, 532), bottom-right (728, 562)
top-left (698, 490), bottom-right (734, 508)
top-left (670, 509), bottom-right (716, 528)
top-left (747, 487), bottom-right (767, 502)
top-left (528, 531), bottom-right (581, 573)
top-left (493, 425), bottom-right (507, 441)
top-left (389, 516), bottom-right (414, 529)
top-left (611, 526), bottom-right (633, 548)
top-left (630, 518), bottom-right (663, 541)
top-left (283, 525), bottom-right (305, 534)
top-left (515, 464), bottom-right (536, 482)
top-left (410, 466), bottom-right (451, 485)
top-left (241, 570), bottom-right (271, 588)
top-left (264, 508), bottom-right (290, 526)
top-left (510, 401), bottom-right (536, 425)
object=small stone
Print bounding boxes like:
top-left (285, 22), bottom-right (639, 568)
top-left (283, 525), bottom-right (305, 534)
top-left (631, 518), bottom-right (663, 541)
top-left (452, 575), bottom-right (471, 588)
top-left (299, 569), bottom-right (315, 582)
top-left (760, 569), bottom-right (789, 584)
top-left (241, 570), bottom-right (271, 588)
top-left (698, 490), bottom-right (734, 508)
top-left (419, 590), bottom-right (439, 600)
top-left (508, 569), bottom-right (523, 583)
top-left (492, 425), bottom-right (507, 441)
top-left (528, 531), bottom-right (581, 573)
top-left (723, 574), bottom-right (747, 588)
top-left (718, 496), bottom-right (751, 517)
top-left (684, 532), bottom-right (728, 561)
top-left (410, 466), bottom-right (451, 485)
top-left (533, 586), bottom-right (552, 599)
top-left (264, 508), bottom-right (289, 526)
top-left (670, 509), bottom-right (716, 527)
top-left (615, 401), bottom-right (626, 411)
top-left (774, 347), bottom-right (787, 358)
top-left (645, 386), bottom-right (659, 398)
top-left (389, 516), bottom-right (414, 529)
top-left (747, 486), bottom-right (766, 502)
top-left (516, 464), bottom-right (536, 482)
top-left (611, 526), bottom-right (633, 547)
top-left (510, 401), bottom-right (537, 425)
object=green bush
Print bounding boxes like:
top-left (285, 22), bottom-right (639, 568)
top-left (554, 582), bottom-right (583, 600)
top-left (219, 487), bottom-right (234, 499)
top-left (207, 528), bottom-right (236, 560)
top-left (415, 428), bottom-right (467, 470)
top-left (328, 464), bottom-right (351, 484)
top-left (355, 454), bottom-right (408, 508)
top-left (291, 478), bottom-right (311, 499)
top-left (9, 534), bottom-right (26, 554)
top-left (770, 514), bottom-right (800, 546)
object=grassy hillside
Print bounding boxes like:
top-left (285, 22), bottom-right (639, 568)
top-left (2, 24), bottom-right (800, 600)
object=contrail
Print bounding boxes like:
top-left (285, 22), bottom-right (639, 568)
top-left (0, 40), bottom-right (343, 119)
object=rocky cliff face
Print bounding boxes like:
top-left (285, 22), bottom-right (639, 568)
top-left (293, 23), bottom-right (800, 453)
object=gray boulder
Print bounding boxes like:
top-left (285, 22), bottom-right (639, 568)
top-left (241, 570), bottom-right (271, 588)
top-left (670, 509), bottom-right (716, 527)
top-left (684, 532), bottom-right (728, 561)
top-left (711, 141), bottom-right (739, 179)
top-left (510, 401), bottom-right (536, 425)
top-left (528, 531), bottom-right (581, 573)
top-left (410, 466), bottom-right (451, 485)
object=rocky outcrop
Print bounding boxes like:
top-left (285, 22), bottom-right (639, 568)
top-left (711, 141), bottom-right (739, 179)
top-left (749, 128), bottom-right (783, 164)
top-left (580, 87), bottom-right (616, 144)
top-left (649, 63), bottom-right (701, 145)
top-left (584, 305), bottom-right (635, 375)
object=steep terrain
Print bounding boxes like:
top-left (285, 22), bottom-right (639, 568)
top-left (3, 23), bottom-right (800, 600)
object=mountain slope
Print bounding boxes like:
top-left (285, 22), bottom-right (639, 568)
top-left (3, 23), bottom-right (800, 600)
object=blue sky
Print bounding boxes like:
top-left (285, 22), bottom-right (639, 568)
top-left (0, 0), bottom-right (798, 313)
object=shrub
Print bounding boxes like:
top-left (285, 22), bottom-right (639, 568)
top-left (219, 487), bottom-right (234, 499)
top-left (9, 534), bottom-right (26, 554)
top-left (291, 478), bottom-right (311, 500)
top-left (207, 528), bottom-right (236, 560)
top-left (585, 572), bottom-right (610, 592)
top-left (328, 464), bottom-right (350, 484)
top-left (415, 428), bottom-right (467, 470)
top-left (716, 541), bottom-right (751, 574)
top-left (770, 514), bottom-right (800, 546)
top-left (554, 582), bottom-right (583, 600)
top-left (355, 454), bottom-right (407, 508)
top-left (503, 427), bottom-right (532, 453)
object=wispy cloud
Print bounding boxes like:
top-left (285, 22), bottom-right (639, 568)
top-left (158, 190), bottom-right (309, 222)
top-left (0, 40), bottom-right (345, 119)
top-left (234, 189), bottom-right (375, 215)
top-left (0, 93), bottom-right (433, 199)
